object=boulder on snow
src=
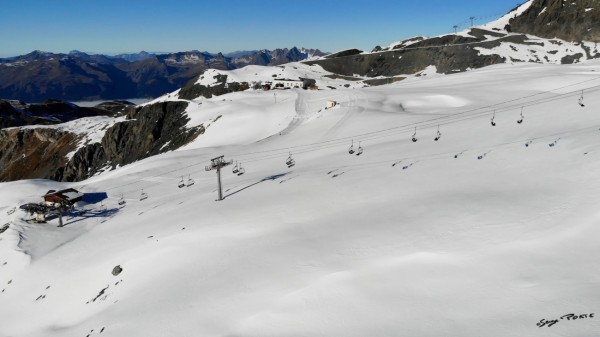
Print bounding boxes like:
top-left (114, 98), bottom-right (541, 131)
top-left (112, 265), bottom-right (123, 276)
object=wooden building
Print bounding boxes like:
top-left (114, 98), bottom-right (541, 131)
top-left (43, 188), bottom-right (84, 207)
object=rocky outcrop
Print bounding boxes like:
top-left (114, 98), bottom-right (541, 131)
top-left (507, 0), bottom-right (600, 42)
top-left (53, 142), bottom-right (106, 182)
top-left (0, 100), bottom-right (205, 182)
top-left (177, 74), bottom-right (250, 100)
top-left (305, 31), bottom-right (508, 77)
top-left (52, 101), bottom-right (204, 182)
top-left (0, 128), bottom-right (79, 181)
top-left (94, 100), bottom-right (137, 114)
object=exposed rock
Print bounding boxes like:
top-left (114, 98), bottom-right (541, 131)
top-left (324, 49), bottom-right (363, 59)
top-left (0, 128), bottom-right (79, 181)
top-left (112, 265), bottom-right (123, 276)
top-left (306, 32), bottom-right (507, 77)
top-left (508, 0), bottom-right (600, 42)
top-left (52, 101), bottom-right (204, 181)
top-left (94, 100), bottom-right (137, 115)
top-left (178, 75), bottom-right (249, 100)
top-left (52, 142), bottom-right (107, 182)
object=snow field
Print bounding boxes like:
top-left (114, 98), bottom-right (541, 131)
top-left (1, 60), bottom-right (600, 336)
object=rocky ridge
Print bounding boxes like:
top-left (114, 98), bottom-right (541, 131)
top-left (507, 0), bottom-right (600, 42)
top-left (0, 100), bottom-right (204, 182)
top-left (305, 0), bottom-right (600, 78)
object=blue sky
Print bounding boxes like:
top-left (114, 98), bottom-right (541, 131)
top-left (0, 0), bottom-right (524, 57)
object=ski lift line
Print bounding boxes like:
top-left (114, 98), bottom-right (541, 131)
top-left (247, 124), bottom-right (600, 174)
top-left (229, 81), bottom-right (600, 161)
top-left (225, 125), bottom-right (600, 184)
top-left (95, 80), bottom-right (600, 195)
top-left (238, 112), bottom-right (593, 166)
top-left (240, 94), bottom-right (599, 164)
top-left (321, 86), bottom-right (600, 145)
top-left (295, 125), bottom-right (600, 175)
top-left (106, 121), bottom-right (600, 199)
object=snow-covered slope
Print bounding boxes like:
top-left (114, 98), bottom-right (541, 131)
top-left (2, 60), bottom-right (600, 337)
top-left (192, 62), bottom-right (366, 89)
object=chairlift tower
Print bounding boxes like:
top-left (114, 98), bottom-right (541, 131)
top-left (205, 155), bottom-right (233, 201)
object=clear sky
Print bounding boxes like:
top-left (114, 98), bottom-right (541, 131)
top-left (0, 0), bottom-right (524, 57)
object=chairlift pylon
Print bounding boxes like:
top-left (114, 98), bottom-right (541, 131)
top-left (356, 141), bottom-right (363, 156)
top-left (348, 140), bottom-right (355, 155)
top-left (434, 125), bottom-right (441, 141)
top-left (411, 127), bottom-right (418, 142)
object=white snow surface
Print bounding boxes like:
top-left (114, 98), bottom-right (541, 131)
top-left (192, 62), bottom-right (366, 89)
top-left (2, 60), bottom-right (600, 336)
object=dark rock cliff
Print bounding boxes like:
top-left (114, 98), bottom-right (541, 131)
top-left (507, 0), bottom-right (600, 42)
top-left (305, 30), bottom-right (511, 77)
top-left (0, 128), bottom-right (79, 181)
top-left (0, 100), bottom-right (205, 182)
top-left (52, 101), bottom-right (204, 182)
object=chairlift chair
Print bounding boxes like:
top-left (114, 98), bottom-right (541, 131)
top-left (434, 125), bottom-right (441, 141)
top-left (411, 127), bottom-right (418, 142)
top-left (232, 161), bottom-right (239, 174)
top-left (491, 111), bottom-right (496, 126)
top-left (348, 140), bottom-right (355, 155)
top-left (356, 142), bottom-right (363, 156)
top-left (186, 175), bottom-right (195, 187)
top-left (237, 163), bottom-right (245, 176)
top-left (286, 153), bottom-right (295, 168)
top-left (139, 189), bottom-right (148, 201)
top-left (517, 107), bottom-right (524, 124)
top-left (118, 194), bottom-right (126, 206)
top-left (178, 176), bottom-right (185, 188)
top-left (579, 90), bottom-right (585, 107)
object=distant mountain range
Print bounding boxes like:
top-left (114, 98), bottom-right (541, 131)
top-left (0, 47), bottom-right (327, 102)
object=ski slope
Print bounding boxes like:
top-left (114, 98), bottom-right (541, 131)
top-left (2, 60), bottom-right (600, 337)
